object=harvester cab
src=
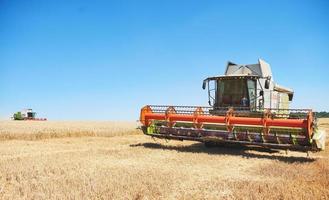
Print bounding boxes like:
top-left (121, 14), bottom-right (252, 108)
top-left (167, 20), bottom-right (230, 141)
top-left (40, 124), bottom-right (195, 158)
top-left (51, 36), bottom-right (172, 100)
top-left (202, 59), bottom-right (293, 115)
top-left (139, 59), bottom-right (326, 151)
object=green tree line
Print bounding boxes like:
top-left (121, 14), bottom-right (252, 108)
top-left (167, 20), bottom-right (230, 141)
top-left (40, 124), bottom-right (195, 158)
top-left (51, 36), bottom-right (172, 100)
top-left (315, 111), bottom-right (329, 118)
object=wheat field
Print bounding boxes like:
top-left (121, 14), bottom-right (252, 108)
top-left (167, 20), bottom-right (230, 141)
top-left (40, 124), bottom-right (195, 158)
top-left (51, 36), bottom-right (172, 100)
top-left (0, 119), bottom-right (328, 199)
top-left (0, 121), bottom-right (140, 140)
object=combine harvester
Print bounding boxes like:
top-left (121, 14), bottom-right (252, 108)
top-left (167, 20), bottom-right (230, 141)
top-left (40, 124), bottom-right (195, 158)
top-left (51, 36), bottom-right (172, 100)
top-left (13, 109), bottom-right (47, 121)
top-left (139, 59), bottom-right (326, 151)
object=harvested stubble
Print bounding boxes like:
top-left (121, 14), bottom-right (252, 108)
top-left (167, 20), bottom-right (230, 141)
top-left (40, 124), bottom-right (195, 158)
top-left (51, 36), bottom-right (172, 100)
top-left (0, 119), bottom-right (328, 199)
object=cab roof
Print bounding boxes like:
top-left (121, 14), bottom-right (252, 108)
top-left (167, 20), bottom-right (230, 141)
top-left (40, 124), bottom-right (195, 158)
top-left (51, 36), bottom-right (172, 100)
top-left (204, 75), bottom-right (260, 81)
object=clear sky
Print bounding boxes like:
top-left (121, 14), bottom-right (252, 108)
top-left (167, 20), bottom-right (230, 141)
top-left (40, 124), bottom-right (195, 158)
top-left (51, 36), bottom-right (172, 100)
top-left (1, 0), bottom-right (328, 120)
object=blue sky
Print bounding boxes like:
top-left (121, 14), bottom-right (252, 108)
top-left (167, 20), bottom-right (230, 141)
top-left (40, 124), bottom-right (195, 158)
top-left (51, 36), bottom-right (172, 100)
top-left (1, 0), bottom-right (328, 120)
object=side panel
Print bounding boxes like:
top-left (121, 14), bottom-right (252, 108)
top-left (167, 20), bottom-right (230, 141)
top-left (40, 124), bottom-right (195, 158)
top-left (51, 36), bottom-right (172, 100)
top-left (278, 93), bottom-right (290, 110)
top-left (271, 91), bottom-right (279, 109)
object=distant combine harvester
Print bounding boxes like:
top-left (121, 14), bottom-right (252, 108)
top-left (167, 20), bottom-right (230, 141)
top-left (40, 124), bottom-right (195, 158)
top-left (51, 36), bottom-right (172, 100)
top-left (13, 109), bottom-right (47, 121)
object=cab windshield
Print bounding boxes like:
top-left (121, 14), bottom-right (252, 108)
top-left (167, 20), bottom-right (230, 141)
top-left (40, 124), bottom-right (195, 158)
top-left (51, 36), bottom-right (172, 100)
top-left (215, 78), bottom-right (256, 108)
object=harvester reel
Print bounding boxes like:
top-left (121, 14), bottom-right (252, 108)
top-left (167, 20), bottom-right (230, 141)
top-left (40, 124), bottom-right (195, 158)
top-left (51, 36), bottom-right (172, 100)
top-left (139, 105), bottom-right (324, 151)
